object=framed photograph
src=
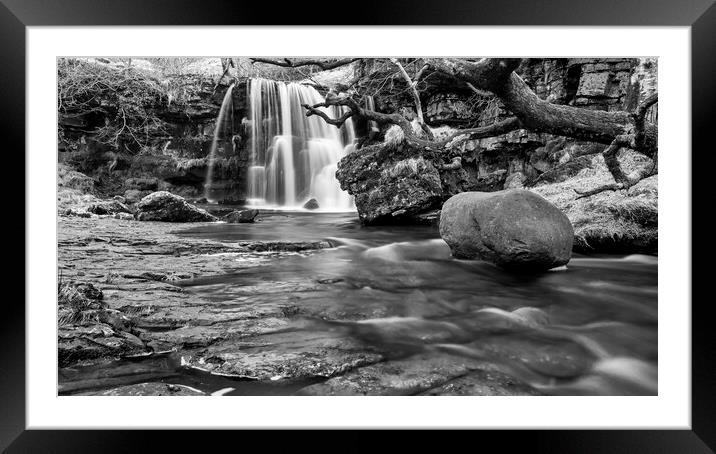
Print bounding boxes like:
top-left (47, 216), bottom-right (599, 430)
top-left (7, 0), bottom-right (713, 451)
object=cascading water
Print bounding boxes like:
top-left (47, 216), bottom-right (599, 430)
top-left (247, 78), bottom-right (356, 210)
top-left (204, 83), bottom-right (235, 200)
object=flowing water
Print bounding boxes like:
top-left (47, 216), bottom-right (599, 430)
top-left (64, 79), bottom-right (658, 395)
top-left (246, 79), bottom-right (356, 210)
top-left (59, 211), bottom-right (657, 395)
top-left (172, 211), bottom-right (658, 395)
top-left (204, 83), bottom-right (235, 200)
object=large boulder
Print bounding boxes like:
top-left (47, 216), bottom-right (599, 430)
top-left (336, 141), bottom-right (445, 224)
top-left (135, 191), bottom-right (217, 222)
top-left (439, 189), bottom-right (574, 271)
top-left (58, 164), bottom-right (96, 193)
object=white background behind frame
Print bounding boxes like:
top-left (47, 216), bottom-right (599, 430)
top-left (27, 26), bottom-right (690, 429)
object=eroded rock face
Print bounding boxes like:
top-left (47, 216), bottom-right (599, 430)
top-left (439, 189), bottom-right (574, 271)
top-left (135, 191), bottom-right (217, 222)
top-left (336, 142), bottom-right (445, 224)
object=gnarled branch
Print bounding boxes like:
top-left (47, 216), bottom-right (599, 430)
top-left (250, 58), bottom-right (360, 71)
top-left (302, 103), bottom-right (354, 128)
top-left (574, 135), bottom-right (657, 198)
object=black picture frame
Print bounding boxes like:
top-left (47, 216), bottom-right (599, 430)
top-left (5, 0), bottom-right (713, 451)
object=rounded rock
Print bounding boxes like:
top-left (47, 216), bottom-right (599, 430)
top-left (439, 189), bottom-right (574, 271)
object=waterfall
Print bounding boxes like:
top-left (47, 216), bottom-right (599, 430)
top-left (204, 83), bottom-right (235, 200)
top-left (247, 78), bottom-right (356, 210)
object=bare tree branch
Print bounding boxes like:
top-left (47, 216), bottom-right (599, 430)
top-left (296, 57), bottom-right (658, 184)
top-left (302, 103), bottom-right (354, 128)
top-left (574, 135), bottom-right (657, 198)
top-left (250, 58), bottom-right (361, 71)
top-left (390, 58), bottom-right (425, 125)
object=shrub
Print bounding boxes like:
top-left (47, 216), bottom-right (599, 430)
top-left (58, 58), bottom-right (174, 154)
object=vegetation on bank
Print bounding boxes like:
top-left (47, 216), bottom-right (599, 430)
top-left (58, 59), bottom-right (179, 155)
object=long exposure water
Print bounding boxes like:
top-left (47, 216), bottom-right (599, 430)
top-left (59, 211), bottom-right (657, 396)
top-left (247, 79), bottom-right (356, 210)
top-left (172, 210), bottom-right (658, 395)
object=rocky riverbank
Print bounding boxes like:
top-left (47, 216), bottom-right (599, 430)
top-left (57, 215), bottom-right (332, 367)
top-left (56, 57), bottom-right (658, 396)
top-left (58, 214), bottom-right (547, 396)
top-left (337, 139), bottom-right (657, 254)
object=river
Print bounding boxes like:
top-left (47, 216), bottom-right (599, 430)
top-left (173, 209), bottom-right (658, 395)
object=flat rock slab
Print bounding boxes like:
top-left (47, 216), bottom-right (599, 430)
top-left (57, 217), bottom-right (332, 369)
top-left (296, 352), bottom-right (490, 396)
top-left (78, 382), bottom-right (206, 396)
top-left (181, 330), bottom-right (384, 380)
top-left (418, 369), bottom-right (542, 396)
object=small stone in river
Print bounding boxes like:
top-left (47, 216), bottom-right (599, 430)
top-left (135, 191), bottom-right (217, 222)
top-left (303, 198), bottom-right (320, 210)
top-left (317, 278), bottom-right (344, 284)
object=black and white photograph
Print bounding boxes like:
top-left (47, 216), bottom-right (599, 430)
top-left (56, 56), bottom-right (659, 397)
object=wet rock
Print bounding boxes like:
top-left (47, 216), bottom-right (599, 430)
top-left (296, 353), bottom-right (485, 396)
top-left (114, 212), bottom-right (135, 221)
top-left (135, 191), bottom-right (217, 222)
top-left (181, 331), bottom-right (383, 381)
top-left (418, 368), bottom-right (541, 396)
top-left (238, 240), bottom-right (332, 252)
top-left (62, 208), bottom-right (92, 218)
top-left (87, 199), bottom-right (132, 215)
top-left (439, 189), bottom-right (574, 271)
top-left (302, 198), bottom-right (320, 210)
top-left (223, 209), bottom-right (258, 223)
top-left (58, 325), bottom-right (149, 367)
top-left (337, 141), bottom-right (443, 224)
top-left (77, 382), bottom-right (206, 396)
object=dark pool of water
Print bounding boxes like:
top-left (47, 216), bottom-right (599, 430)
top-left (170, 210), bottom-right (658, 395)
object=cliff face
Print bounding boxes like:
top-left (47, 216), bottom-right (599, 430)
top-left (58, 59), bottom-right (251, 202)
top-left (336, 58), bottom-right (658, 252)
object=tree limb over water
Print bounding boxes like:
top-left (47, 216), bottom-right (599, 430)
top-left (259, 57), bottom-right (658, 195)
